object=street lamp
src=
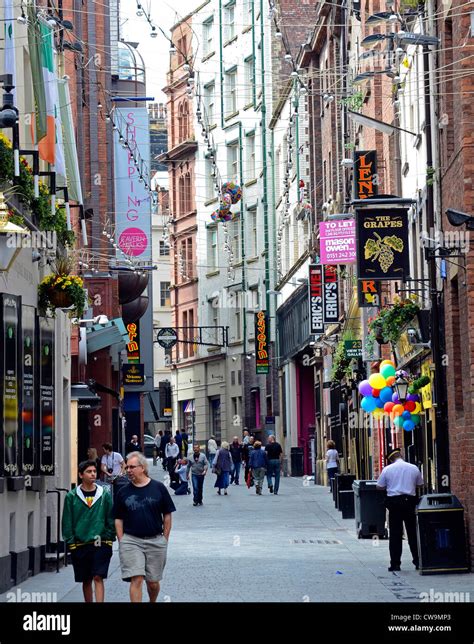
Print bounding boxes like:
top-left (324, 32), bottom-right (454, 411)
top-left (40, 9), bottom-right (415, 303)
top-left (394, 374), bottom-right (409, 403)
top-left (0, 193), bottom-right (30, 272)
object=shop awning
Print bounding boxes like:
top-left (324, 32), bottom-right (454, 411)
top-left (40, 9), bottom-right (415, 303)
top-left (184, 400), bottom-right (195, 413)
top-left (86, 318), bottom-right (129, 354)
top-left (71, 383), bottom-right (102, 410)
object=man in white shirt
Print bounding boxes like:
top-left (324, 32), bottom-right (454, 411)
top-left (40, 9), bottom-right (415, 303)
top-left (377, 448), bottom-right (424, 572)
top-left (165, 437), bottom-right (180, 475)
top-left (101, 443), bottom-right (125, 484)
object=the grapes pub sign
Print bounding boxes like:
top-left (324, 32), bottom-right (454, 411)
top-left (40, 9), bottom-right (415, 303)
top-left (355, 207), bottom-right (410, 281)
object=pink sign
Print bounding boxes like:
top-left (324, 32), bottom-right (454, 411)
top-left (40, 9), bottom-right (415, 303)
top-left (319, 220), bottom-right (356, 264)
top-left (119, 227), bottom-right (148, 256)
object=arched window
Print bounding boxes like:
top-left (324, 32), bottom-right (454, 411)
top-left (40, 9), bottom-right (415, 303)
top-left (182, 101), bottom-right (189, 140)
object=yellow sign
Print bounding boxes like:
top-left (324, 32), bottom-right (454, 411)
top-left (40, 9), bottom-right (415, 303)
top-left (421, 361), bottom-right (432, 409)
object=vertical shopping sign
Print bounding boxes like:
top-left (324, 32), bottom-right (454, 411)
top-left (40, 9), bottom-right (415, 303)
top-left (1, 294), bottom-right (21, 475)
top-left (308, 264), bottom-right (324, 334)
top-left (353, 150), bottom-right (378, 200)
top-left (322, 265), bottom-right (339, 324)
top-left (255, 311), bottom-right (269, 374)
top-left (39, 317), bottom-right (54, 474)
top-left (22, 306), bottom-right (36, 473)
top-left (126, 322), bottom-right (140, 364)
top-left (113, 107), bottom-right (152, 263)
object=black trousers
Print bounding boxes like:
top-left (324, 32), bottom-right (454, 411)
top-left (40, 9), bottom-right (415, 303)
top-left (386, 495), bottom-right (419, 567)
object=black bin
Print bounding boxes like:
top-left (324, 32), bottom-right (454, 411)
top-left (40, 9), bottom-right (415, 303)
top-left (353, 480), bottom-right (387, 539)
top-left (416, 494), bottom-right (469, 575)
top-left (336, 474), bottom-right (356, 509)
top-left (339, 490), bottom-right (355, 519)
top-left (290, 447), bottom-right (304, 477)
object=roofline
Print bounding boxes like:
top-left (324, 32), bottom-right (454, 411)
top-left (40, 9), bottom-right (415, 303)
top-left (170, 0), bottom-right (211, 31)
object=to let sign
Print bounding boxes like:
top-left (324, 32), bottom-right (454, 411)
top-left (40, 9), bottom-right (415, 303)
top-left (255, 311), bottom-right (269, 374)
top-left (308, 265), bottom-right (324, 334)
top-left (322, 265), bottom-right (339, 324)
top-left (354, 150), bottom-right (378, 200)
top-left (319, 220), bottom-right (356, 265)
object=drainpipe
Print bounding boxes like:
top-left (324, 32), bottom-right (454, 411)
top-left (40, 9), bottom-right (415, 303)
top-left (251, 0), bottom-right (257, 107)
top-left (293, 79), bottom-right (300, 201)
top-left (238, 122), bottom-right (247, 355)
top-left (219, 0), bottom-right (225, 129)
top-left (259, 0), bottom-right (270, 318)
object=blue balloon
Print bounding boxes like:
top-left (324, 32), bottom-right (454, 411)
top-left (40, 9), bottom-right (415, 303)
top-left (374, 397), bottom-right (384, 408)
top-left (403, 420), bottom-right (415, 432)
top-left (402, 411), bottom-right (411, 420)
top-left (361, 396), bottom-right (377, 413)
top-left (380, 387), bottom-right (393, 404)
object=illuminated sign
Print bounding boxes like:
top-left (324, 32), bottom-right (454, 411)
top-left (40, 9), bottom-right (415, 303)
top-left (322, 265), bottom-right (339, 324)
top-left (122, 363), bottom-right (145, 386)
top-left (39, 317), bottom-right (55, 475)
top-left (308, 264), bottom-right (324, 334)
top-left (22, 306), bottom-right (36, 473)
top-left (354, 150), bottom-right (378, 200)
top-left (126, 322), bottom-right (140, 363)
top-left (356, 208), bottom-right (409, 280)
top-left (255, 311), bottom-right (269, 374)
top-left (1, 295), bottom-right (20, 476)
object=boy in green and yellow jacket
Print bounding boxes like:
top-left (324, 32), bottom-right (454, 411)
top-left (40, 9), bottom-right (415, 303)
top-left (62, 459), bottom-right (116, 602)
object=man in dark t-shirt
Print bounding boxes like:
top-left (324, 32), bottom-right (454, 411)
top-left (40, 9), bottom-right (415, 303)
top-left (113, 451), bottom-right (176, 603)
top-left (265, 435), bottom-right (283, 495)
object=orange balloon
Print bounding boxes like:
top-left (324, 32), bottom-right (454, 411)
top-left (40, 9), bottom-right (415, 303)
top-left (386, 376), bottom-right (396, 386)
top-left (380, 360), bottom-right (395, 368)
top-left (392, 404), bottom-right (404, 416)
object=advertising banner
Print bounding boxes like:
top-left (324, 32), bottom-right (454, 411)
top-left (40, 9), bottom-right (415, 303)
top-left (39, 317), bottom-right (55, 474)
top-left (357, 279), bottom-right (381, 307)
top-left (308, 264), bottom-right (324, 334)
top-left (126, 322), bottom-right (140, 363)
top-left (113, 107), bottom-right (152, 262)
top-left (1, 294), bottom-right (21, 475)
top-left (322, 265), bottom-right (339, 324)
top-left (319, 220), bottom-right (356, 265)
top-left (122, 364), bottom-right (145, 386)
top-left (255, 311), bottom-right (269, 374)
top-left (356, 208), bottom-right (409, 280)
top-left (22, 306), bottom-right (36, 474)
top-left (353, 150), bottom-right (378, 200)
top-left (344, 340), bottom-right (363, 358)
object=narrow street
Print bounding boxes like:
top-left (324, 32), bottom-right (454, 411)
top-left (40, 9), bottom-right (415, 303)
top-left (1, 462), bottom-right (471, 604)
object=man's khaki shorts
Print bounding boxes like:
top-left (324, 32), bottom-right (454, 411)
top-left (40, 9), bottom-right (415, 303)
top-left (118, 533), bottom-right (168, 582)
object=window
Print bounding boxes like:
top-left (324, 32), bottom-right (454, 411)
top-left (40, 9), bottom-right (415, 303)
top-left (227, 143), bottom-right (238, 180)
top-left (224, 3), bottom-right (235, 41)
top-left (243, 0), bottom-right (253, 26)
top-left (238, 369), bottom-right (242, 385)
top-left (182, 310), bottom-right (188, 358)
top-left (185, 237), bottom-right (194, 278)
top-left (246, 133), bottom-right (256, 181)
top-left (177, 36), bottom-right (187, 65)
top-left (203, 17), bottom-right (214, 57)
top-left (204, 83), bottom-right (215, 125)
top-left (208, 228), bottom-right (218, 269)
top-left (189, 309), bottom-right (195, 357)
top-left (248, 209), bottom-right (257, 256)
top-left (231, 217), bottom-right (241, 262)
top-left (231, 371), bottom-right (236, 386)
top-left (225, 70), bottom-right (237, 115)
top-left (244, 57), bottom-right (254, 105)
top-left (159, 240), bottom-right (170, 256)
top-left (160, 282), bottom-right (171, 307)
top-left (178, 100), bottom-right (189, 141)
top-left (205, 157), bottom-right (215, 199)
top-left (234, 307), bottom-right (242, 341)
top-left (275, 147), bottom-right (281, 199)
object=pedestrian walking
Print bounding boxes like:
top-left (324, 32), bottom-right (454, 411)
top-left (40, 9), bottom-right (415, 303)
top-left (87, 447), bottom-right (102, 480)
top-left (165, 437), bottom-right (180, 475)
top-left (187, 444), bottom-right (209, 506)
top-left (213, 441), bottom-right (233, 495)
top-left (126, 434), bottom-right (142, 455)
top-left (61, 460), bottom-right (115, 603)
top-left (180, 428), bottom-right (189, 457)
top-left (170, 459), bottom-right (191, 495)
top-left (154, 431), bottom-right (163, 462)
top-left (160, 431), bottom-right (170, 471)
top-left (249, 440), bottom-right (267, 495)
top-left (175, 429), bottom-right (183, 455)
top-left (376, 448), bottom-right (424, 572)
top-left (113, 452), bottom-right (176, 603)
top-left (242, 429), bottom-right (250, 445)
top-left (207, 435), bottom-right (218, 466)
top-left (265, 435), bottom-right (282, 494)
top-left (243, 436), bottom-right (255, 487)
top-left (229, 436), bottom-right (243, 485)
top-left (100, 443), bottom-right (125, 487)
top-left (325, 440), bottom-right (339, 488)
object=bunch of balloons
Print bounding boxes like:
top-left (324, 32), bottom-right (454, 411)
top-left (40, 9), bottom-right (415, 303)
top-left (210, 182), bottom-right (243, 223)
top-left (358, 360), bottom-right (423, 431)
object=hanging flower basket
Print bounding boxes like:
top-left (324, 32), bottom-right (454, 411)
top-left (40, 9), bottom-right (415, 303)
top-left (38, 272), bottom-right (87, 318)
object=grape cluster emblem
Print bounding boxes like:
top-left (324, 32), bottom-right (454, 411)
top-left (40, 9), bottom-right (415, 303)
top-left (364, 233), bottom-right (404, 273)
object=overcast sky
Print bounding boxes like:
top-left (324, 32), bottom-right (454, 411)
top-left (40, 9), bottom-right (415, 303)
top-left (121, 0), bottom-right (199, 102)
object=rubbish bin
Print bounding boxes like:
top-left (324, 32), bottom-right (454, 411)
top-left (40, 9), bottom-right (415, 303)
top-left (333, 473), bottom-right (340, 506)
top-left (336, 474), bottom-right (356, 509)
top-left (353, 480), bottom-right (387, 539)
top-left (290, 447), bottom-right (304, 477)
top-left (416, 494), bottom-right (469, 575)
top-left (339, 490), bottom-right (355, 519)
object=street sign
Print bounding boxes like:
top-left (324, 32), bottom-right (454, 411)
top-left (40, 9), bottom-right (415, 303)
top-left (156, 327), bottom-right (178, 349)
top-left (344, 340), bottom-right (363, 358)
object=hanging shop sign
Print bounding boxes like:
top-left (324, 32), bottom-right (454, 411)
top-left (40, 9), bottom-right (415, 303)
top-left (255, 311), bottom-right (269, 374)
top-left (319, 220), bottom-right (356, 265)
top-left (156, 327), bottom-right (178, 349)
top-left (126, 322), bottom-right (140, 363)
top-left (22, 306), bottom-right (37, 474)
top-left (39, 317), bottom-right (55, 475)
top-left (358, 279), bottom-right (381, 307)
top-left (344, 340), bottom-right (363, 358)
top-left (356, 207), bottom-right (410, 280)
top-left (1, 295), bottom-right (21, 476)
top-left (122, 363), bottom-right (145, 386)
top-left (322, 265), bottom-right (339, 324)
top-left (308, 264), bottom-right (324, 334)
top-left (421, 360), bottom-right (433, 409)
top-left (353, 150), bottom-right (378, 200)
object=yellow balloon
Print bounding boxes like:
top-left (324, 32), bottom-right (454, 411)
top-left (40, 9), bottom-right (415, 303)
top-left (369, 373), bottom-right (387, 390)
top-left (380, 360), bottom-right (395, 368)
top-left (373, 409), bottom-right (385, 420)
top-left (413, 402), bottom-right (422, 414)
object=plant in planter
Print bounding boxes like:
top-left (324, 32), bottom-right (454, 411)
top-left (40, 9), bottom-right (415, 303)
top-left (367, 297), bottom-right (420, 346)
top-left (38, 257), bottom-right (87, 317)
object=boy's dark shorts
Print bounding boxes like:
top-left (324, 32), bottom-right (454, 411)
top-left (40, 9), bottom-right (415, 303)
top-left (70, 543), bottom-right (113, 582)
